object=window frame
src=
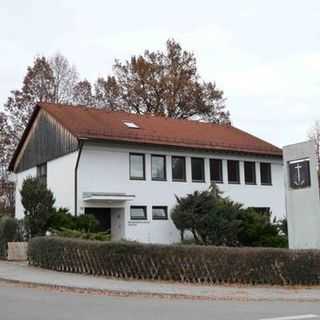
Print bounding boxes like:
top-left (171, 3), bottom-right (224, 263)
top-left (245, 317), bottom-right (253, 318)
top-left (130, 206), bottom-right (147, 221)
top-left (191, 157), bottom-right (205, 183)
top-left (244, 161), bottom-right (256, 185)
top-left (227, 160), bottom-right (240, 184)
top-left (260, 162), bottom-right (272, 185)
top-left (151, 154), bottom-right (167, 181)
top-left (129, 153), bottom-right (145, 180)
top-left (171, 156), bottom-right (186, 182)
top-left (152, 206), bottom-right (168, 220)
top-left (210, 158), bottom-right (223, 183)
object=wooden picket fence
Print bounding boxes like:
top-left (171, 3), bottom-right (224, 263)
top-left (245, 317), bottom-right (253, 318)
top-left (28, 236), bottom-right (320, 285)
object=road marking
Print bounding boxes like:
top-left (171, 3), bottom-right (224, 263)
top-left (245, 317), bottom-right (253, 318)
top-left (260, 315), bottom-right (319, 320)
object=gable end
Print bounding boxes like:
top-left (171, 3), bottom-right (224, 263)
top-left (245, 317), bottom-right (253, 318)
top-left (14, 109), bottom-right (79, 173)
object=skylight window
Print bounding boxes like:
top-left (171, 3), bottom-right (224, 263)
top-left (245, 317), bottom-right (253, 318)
top-left (123, 121), bottom-right (140, 129)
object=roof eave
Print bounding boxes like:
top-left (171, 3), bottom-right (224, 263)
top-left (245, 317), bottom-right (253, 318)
top-left (8, 104), bottom-right (42, 172)
top-left (78, 135), bottom-right (283, 159)
top-left (8, 103), bottom-right (80, 172)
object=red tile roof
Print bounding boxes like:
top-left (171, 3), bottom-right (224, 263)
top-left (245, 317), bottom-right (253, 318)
top-left (9, 103), bottom-right (282, 171)
top-left (40, 103), bottom-right (282, 157)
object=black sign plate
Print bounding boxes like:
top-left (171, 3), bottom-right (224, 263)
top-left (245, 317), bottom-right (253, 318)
top-left (289, 159), bottom-right (311, 189)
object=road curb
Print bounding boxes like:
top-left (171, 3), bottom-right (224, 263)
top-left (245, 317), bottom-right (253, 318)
top-left (1, 277), bottom-right (320, 302)
top-left (0, 277), bottom-right (215, 301)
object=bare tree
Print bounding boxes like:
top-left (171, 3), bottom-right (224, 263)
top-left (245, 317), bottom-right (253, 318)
top-left (0, 112), bottom-right (10, 177)
top-left (50, 53), bottom-right (79, 103)
top-left (0, 112), bottom-right (15, 214)
top-left (72, 80), bottom-right (95, 106)
top-left (308, 120), bottom-right (320, 167)
top-left (5, 56), bottom-right (55, 144)
top-left (3, 54), bottom-right (81, 185)
top-left (5, 54), bottom-right (79, 144)
top-left (94, 76), bottom-right (122, 110)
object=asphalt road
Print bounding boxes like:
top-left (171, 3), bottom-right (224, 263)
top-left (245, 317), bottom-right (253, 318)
top-left (1, 281), bottom-right (320, 320)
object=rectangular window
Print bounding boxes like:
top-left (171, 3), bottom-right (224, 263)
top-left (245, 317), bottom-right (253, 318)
top-left (260, 163), bottom-right (272, 185)
top-left (130, 206), bottom-right (147, 220)
top-left (227, 160), bottom-right (240, 184)
top-left (210, 159), bottom-right (223, 183)
top-left (129, 153), bottom-right (145, 180)
top-left (151, 155), bottom-right (166, 181)
top-left (172, 156), bottom-right (186, 182)
top-left (152, 206), bottom-right (168, 220)
top-left (244, 161), bottom-right (256, 184)
top-left (191, 158), bottom-right (205, 182)
top-left (37, 163), bottom-right (47, 186)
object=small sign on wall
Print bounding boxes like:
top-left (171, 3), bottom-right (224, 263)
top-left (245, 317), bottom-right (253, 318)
top-left (288, 158), bottom-right (311, 189)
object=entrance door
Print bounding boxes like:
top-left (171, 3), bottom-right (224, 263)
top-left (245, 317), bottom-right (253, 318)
top-left (84, 208), bottom-right (111, 232)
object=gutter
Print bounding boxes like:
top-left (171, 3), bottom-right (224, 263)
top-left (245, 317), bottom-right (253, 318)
top-left (74, 140), bottom-right (84, 216)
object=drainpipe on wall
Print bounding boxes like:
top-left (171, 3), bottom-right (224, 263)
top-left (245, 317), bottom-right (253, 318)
top-left (74, 140), bottom-right (84, 217)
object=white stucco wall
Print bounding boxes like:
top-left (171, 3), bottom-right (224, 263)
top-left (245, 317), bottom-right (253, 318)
top-left (46, 152), bottom-right (78, 214)
top-left (14, 142), bottom-right (285, 244)
top-left (77, 142), bottom-right (285, 244)
top-left (15, 167), bottom-right (37, 219)
top-left (14, 151), bottom-right (78, 219)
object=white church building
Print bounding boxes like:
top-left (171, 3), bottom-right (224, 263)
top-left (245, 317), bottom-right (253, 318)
top-left (9, 103), bottom-right (285, 244)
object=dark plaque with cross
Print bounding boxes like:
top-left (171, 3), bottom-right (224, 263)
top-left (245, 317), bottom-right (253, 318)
top-left (289, 159), bottom-right (311, 189)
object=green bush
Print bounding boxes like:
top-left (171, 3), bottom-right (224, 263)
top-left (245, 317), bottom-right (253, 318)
top-left (51, 228), bottom-right (110, 241)
top-left (48, 209), bottom-right (100, 233)
top-left (238, 209), bottom-right (288, 248)
top-left (28, 236), bottom-right (320, 285)
top-left (74, 214), bottom-right (99, 233)
top-left (47, 208), bottom-right (75, 230)
top-left (171, 185), bottom-right (223, 243)
top-left (20, 177), bottom-right (55, 237)
top-left (0, 217), bottom-right (19, 257)
top-left (207, 198), bottom-right (242, 246)
top-left (171, 185), bottom-right (288, 247)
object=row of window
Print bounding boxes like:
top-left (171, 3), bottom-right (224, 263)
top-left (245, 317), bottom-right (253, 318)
top-left (130, 205), bottom-right (271, 221)
top-left (130, 154), bottom-right (272, 185)
top-left (130, 206), bottom-right (168, 220)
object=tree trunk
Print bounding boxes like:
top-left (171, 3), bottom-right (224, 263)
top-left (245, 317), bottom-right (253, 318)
top-left (180, 230), bottom-right (184, 242)
top-left (192, 228), bottom-right (200, 244)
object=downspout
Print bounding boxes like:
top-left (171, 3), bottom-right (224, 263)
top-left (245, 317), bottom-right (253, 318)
top-left (74, 140), bottom-right (84, 217)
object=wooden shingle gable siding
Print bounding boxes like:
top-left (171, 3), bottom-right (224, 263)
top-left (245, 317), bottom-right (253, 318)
top-left (14, 109), bottom-right (79, 173)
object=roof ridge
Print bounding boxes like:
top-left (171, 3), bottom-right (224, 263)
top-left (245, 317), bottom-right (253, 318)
top-left (39, 102), bottom-right (234, 129)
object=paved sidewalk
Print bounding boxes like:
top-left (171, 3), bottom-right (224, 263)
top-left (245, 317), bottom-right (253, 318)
top-left (0, 261), bottom-right (319, 301)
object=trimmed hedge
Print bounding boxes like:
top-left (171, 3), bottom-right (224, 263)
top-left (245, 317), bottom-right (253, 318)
top-left (28, 237), bottom-right (320, 285)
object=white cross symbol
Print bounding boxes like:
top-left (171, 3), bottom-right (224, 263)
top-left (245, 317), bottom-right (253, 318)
top-left (295, 163), bottom-right (302, 183)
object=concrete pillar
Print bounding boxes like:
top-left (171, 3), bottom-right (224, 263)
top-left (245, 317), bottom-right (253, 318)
top-left (283, 140), bottom-right (320, 249)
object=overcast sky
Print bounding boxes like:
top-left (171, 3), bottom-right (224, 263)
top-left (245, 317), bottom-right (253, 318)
top-left (1, 0), bottom-right (319, 147)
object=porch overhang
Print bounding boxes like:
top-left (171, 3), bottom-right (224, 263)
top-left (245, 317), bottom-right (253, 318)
top-left (82, 192), bottom-right (135, 202)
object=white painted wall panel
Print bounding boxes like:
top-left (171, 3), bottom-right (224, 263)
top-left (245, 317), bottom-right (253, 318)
top-left (78, 142), bottom-right (285, 244)
top-left (14, 142), bottom-right (285, 244)
top-left (15, 151), bottom-right (78, 219)
top-left (47, 152), bottom-right (78, 214)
